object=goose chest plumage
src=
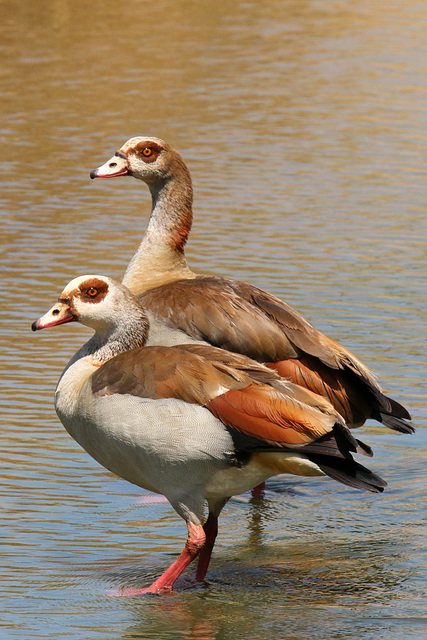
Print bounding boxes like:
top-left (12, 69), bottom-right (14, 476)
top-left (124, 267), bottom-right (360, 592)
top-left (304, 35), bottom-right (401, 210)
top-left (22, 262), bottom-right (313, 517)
top-left (33, 275), bottom-right (387, 594)
top-left (90, 137), bottom-right (413, 435)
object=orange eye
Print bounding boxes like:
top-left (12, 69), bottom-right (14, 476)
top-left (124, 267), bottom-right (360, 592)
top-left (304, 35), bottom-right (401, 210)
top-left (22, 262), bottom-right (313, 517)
top-left (142, 147), bottom-right (152, 157)
top-left (86, 287), bottom-right (98, 297)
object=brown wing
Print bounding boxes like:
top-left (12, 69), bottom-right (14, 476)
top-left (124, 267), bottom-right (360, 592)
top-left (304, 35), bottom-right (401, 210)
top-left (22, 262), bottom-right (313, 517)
top-left (140, 276), bottom-right (412, 431)
top-left (266, 357), bottom-right (372, 427)
top-left (140, 277), bottom-right (300, 362)
top-left (91, 339), bottom-right (387, 491)
top-left (91, 341), bottom-right (305, 407)
top-left (140, 276), bottom-right (375, 375)
top-left (91, 345), bottom-right (252, 405)
top-left (91, 342), bottom-right (347, 448)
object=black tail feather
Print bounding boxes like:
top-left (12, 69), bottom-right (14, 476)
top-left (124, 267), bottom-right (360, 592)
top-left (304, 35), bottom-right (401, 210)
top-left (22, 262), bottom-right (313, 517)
top-left (234, 421), bottom-right (386, 493)
top-left (376, 411), bottom-right (415, 434)
top-left (307, 453), bottom-right (387, 493)
top-left (346, 364), bottom-right (413, 433)
top-left (354, 438), bottom-right (374, 457)
top-left (333, 423), bottom-right (373, 458)
top-left (371, 393), bottom-right (414, 433)
top-left (383, 395), bottom-right (412, 420)
top-left (301, 424), bottom-right (373, 459)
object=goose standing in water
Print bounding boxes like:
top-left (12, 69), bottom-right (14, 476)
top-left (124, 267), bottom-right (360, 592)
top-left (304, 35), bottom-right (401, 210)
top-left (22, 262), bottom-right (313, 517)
top-left (33, 275), bottom-right (386, 594)
top-left (90, 137), bottom-right (412, 435)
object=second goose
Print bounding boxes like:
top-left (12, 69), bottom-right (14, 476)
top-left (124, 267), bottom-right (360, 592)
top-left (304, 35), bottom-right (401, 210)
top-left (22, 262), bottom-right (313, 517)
top-left (91, 137), bottom-right (412, 434)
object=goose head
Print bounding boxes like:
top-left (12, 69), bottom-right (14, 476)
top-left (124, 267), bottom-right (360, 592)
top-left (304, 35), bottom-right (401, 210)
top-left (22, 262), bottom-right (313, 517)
top-left (32, 275), bottom-right (147, 335)
top-left (90, 136), bottom-right (191, 189)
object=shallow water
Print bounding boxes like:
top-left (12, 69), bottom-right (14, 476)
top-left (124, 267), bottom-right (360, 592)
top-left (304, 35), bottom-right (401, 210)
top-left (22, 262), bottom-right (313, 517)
top-left (1, 1), bottom-right (426, 639)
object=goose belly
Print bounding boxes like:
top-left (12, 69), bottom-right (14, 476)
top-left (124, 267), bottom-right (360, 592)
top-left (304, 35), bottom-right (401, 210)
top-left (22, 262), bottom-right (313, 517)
top-left (204, 451), bottom-right (324, 500)
top-left (55, 391), bottom-right (236, 496)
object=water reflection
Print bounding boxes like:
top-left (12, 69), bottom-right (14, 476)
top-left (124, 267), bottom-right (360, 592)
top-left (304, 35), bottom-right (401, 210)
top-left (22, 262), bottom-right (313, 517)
top-left (2, 0), bottom-right (427, 639)
top-left (103, 521), bottom-right (419, 640)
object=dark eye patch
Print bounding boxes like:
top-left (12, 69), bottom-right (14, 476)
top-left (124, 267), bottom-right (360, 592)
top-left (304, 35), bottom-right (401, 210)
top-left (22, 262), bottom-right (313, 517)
top-left (135, 141), bottom-right (162, 163)
top-left (79, 278), bottom-right (109, 303)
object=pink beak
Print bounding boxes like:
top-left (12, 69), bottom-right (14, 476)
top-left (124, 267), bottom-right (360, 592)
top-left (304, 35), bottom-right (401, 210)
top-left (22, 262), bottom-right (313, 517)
top-left (32, 302), bottom-right (75, 331)
top-left (90, 153), bottom-right (129, 179)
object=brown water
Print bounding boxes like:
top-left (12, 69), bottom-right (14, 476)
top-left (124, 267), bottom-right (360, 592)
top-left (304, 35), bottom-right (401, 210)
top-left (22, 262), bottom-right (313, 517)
top-left (1, 1), bottom-right (426, 638)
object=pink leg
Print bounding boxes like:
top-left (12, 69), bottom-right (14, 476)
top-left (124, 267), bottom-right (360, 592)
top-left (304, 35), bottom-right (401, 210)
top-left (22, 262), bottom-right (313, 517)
top-left (112, 522), bottom-right (206, 596)
top-left (195, 513), bottom-right (218, 582)
top-left (251, 482), bottom-right (266, 498)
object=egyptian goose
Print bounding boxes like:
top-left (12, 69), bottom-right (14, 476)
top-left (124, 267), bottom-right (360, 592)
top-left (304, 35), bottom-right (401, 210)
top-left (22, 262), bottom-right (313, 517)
top-left (33, 275), bottom-right (386, 594)
top-left (90, 138), bottom-right (413, 434)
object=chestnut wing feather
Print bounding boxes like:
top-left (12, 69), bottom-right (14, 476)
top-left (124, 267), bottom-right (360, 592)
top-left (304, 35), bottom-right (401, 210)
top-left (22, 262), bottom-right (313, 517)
top-left (206, 385), bottom-right (338, 446)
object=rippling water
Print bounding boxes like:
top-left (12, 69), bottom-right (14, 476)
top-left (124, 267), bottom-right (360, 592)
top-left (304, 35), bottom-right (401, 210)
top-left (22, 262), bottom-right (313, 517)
top-left (1, 1), bottom-right (426, 639)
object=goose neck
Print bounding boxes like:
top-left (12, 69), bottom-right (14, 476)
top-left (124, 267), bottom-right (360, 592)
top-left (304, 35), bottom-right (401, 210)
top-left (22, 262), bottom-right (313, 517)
top-left (122, 172), bottom-right (196, 295)
top-left (86, 313), bottom-right (149, 365)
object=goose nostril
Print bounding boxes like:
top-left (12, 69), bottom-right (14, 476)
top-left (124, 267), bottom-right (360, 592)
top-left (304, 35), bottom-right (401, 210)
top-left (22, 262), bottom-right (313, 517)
top-left (52, 309), bottom-right (60, 316)
top-left (109, 162), bottom-right (117, 168)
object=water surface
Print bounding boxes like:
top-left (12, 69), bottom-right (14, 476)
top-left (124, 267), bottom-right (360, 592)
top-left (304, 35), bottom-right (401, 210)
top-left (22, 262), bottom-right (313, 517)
top-left (1, 1), bottom-right (426, 639)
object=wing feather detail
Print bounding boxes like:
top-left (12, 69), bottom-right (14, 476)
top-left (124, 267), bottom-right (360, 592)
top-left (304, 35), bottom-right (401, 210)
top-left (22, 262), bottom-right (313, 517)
top-left (91, 342), bottom-right (346, 448)
top-left (206, 384), bottom-right (340, 446)
top-left (91, 345), bottom-right (269, 405)
top-left (139, 276), bottom-right (412, 431)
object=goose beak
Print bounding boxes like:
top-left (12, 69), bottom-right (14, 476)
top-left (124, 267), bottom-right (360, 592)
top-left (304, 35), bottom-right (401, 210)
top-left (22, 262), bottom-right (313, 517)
top-left (90, 152), bottom-right (129, 179)
top-left (32, 302), bottom-right (76, 331)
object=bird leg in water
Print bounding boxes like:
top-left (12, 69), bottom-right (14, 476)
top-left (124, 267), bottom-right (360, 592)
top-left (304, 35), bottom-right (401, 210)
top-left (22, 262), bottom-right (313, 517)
top-left (112, 522), bottom-right (206, 596)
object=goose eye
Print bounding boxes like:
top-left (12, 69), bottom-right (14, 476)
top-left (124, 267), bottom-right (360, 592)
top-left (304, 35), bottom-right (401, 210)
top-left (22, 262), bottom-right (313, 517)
top-left (86, 287), bottom-right (98, 298)
top-left (142, 147), bottom-right (152, 157)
